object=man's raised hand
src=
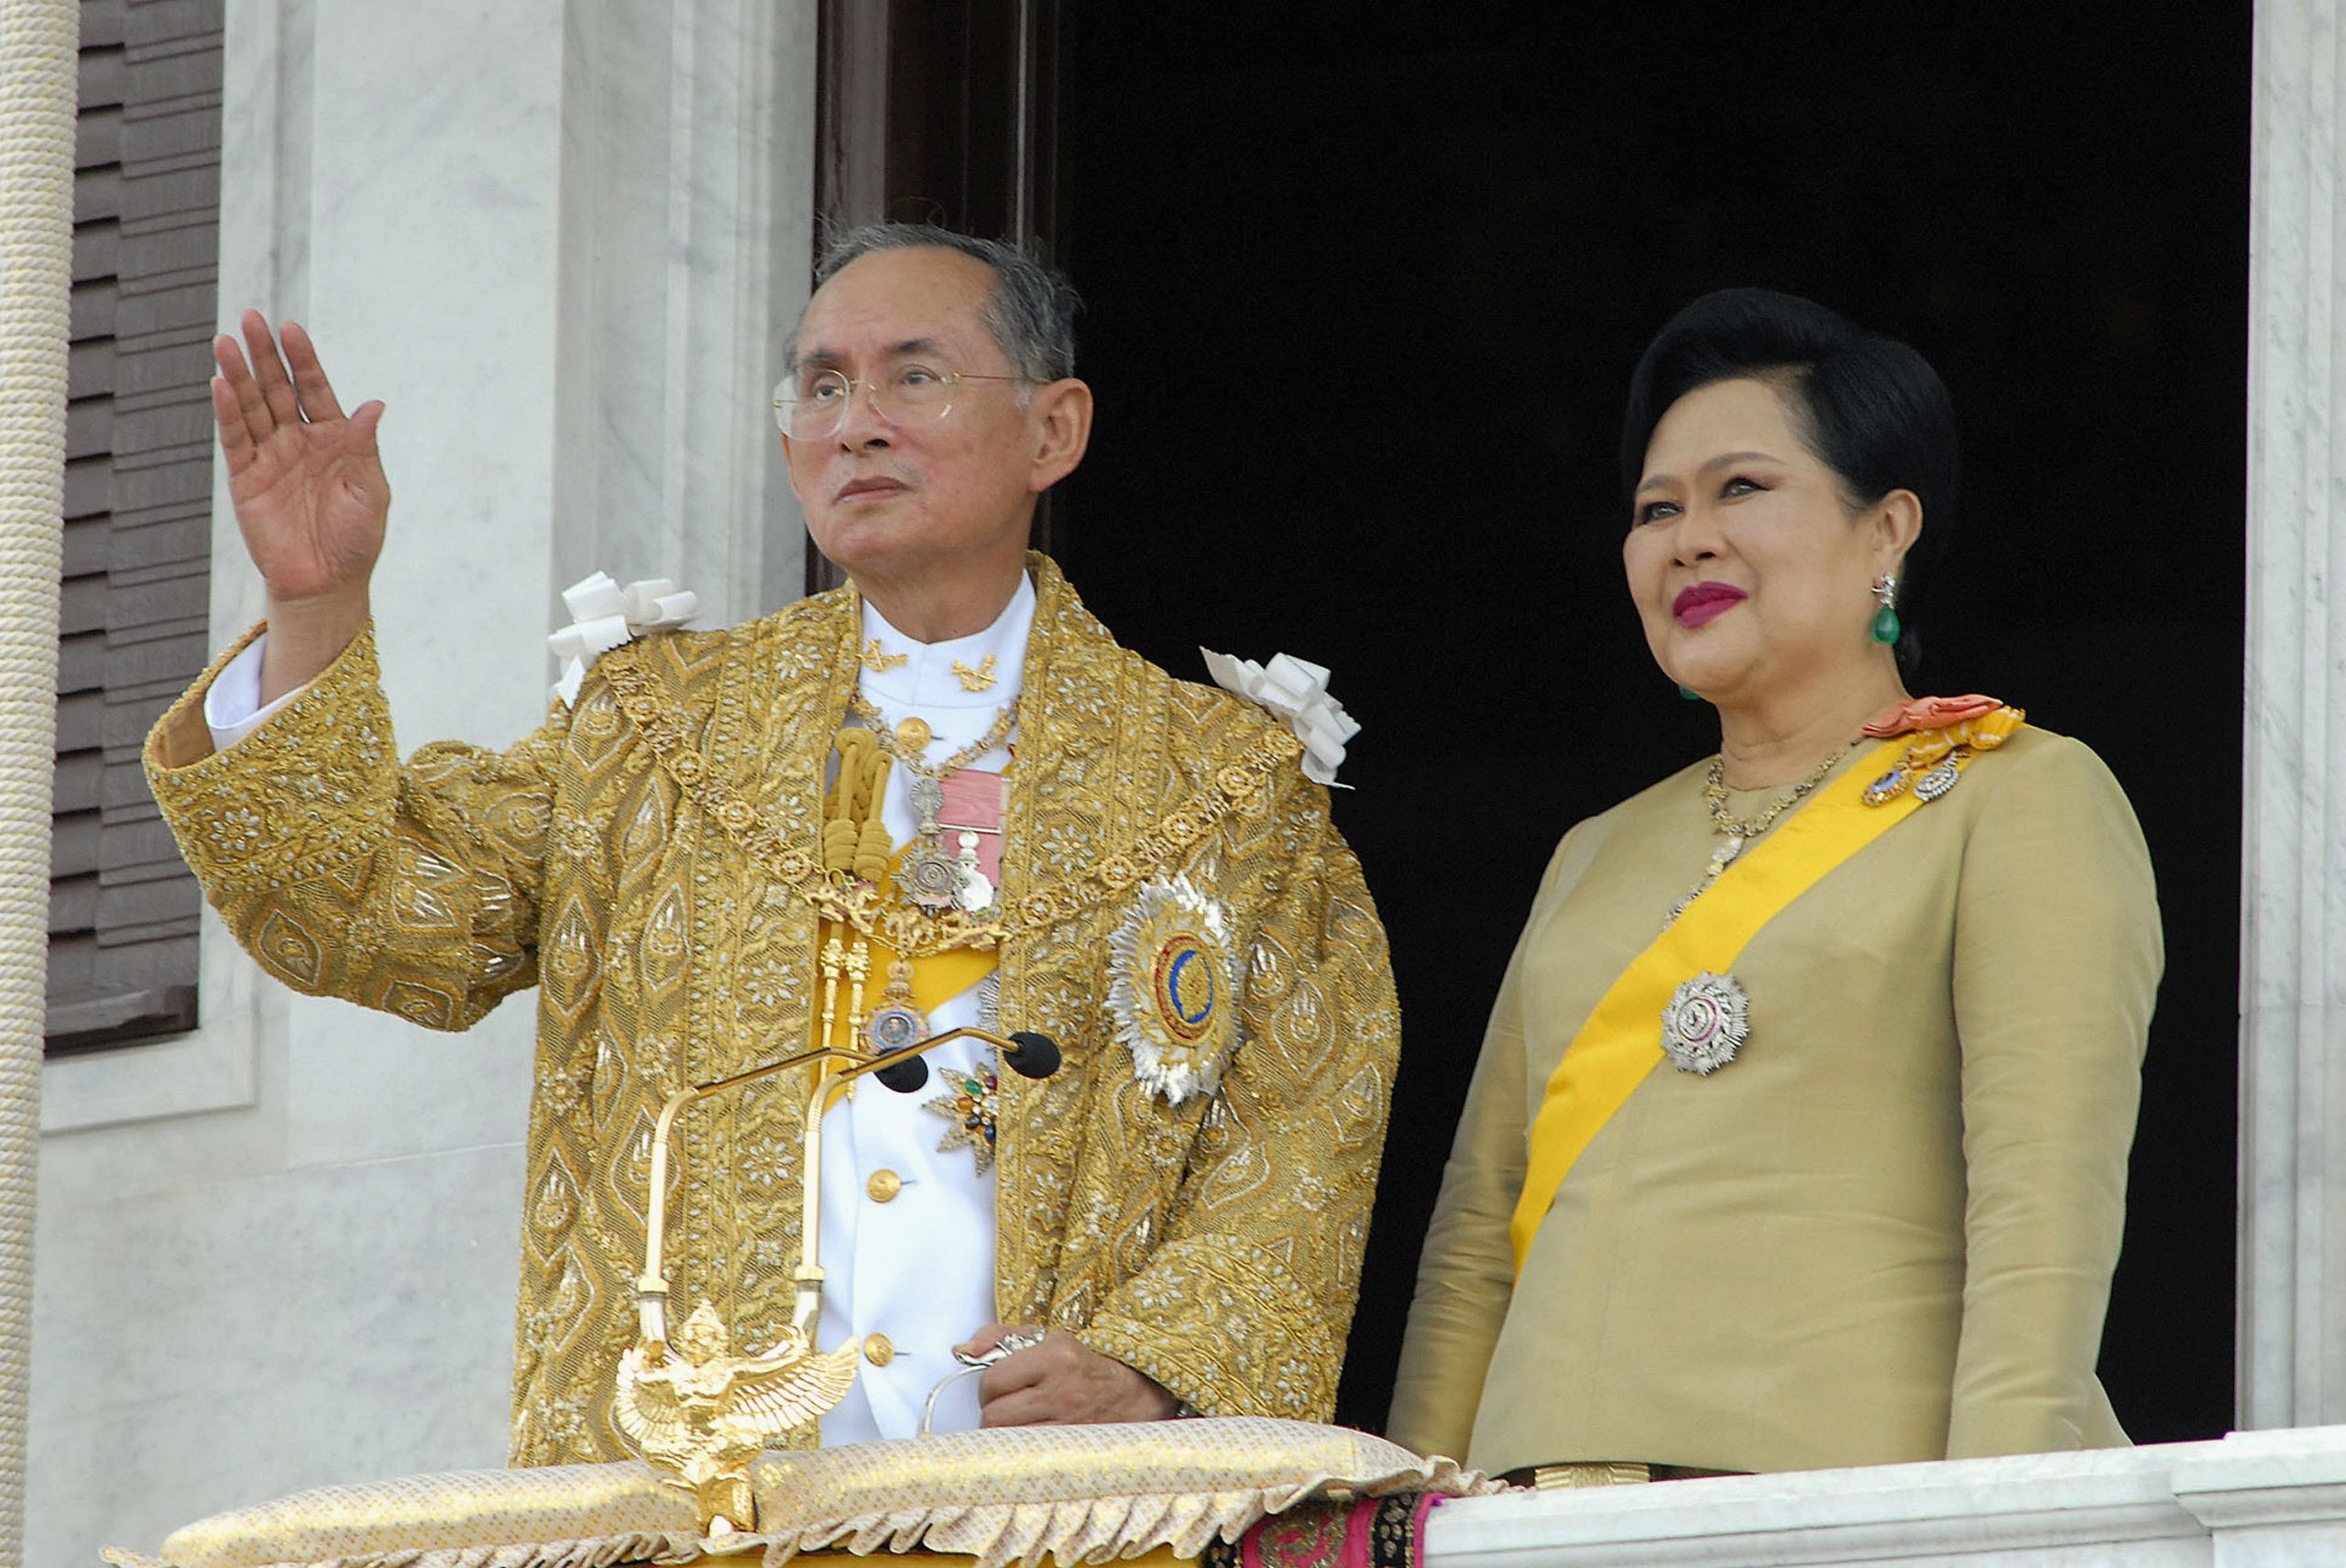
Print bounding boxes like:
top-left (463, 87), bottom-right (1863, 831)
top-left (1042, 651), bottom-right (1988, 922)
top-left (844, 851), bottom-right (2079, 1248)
top-left (211, 312), bottom-right (388, 700)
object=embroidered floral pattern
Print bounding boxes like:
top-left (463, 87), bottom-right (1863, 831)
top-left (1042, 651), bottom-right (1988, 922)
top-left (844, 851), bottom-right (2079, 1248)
top-left (144, 558), bottom-right (1398, 1460)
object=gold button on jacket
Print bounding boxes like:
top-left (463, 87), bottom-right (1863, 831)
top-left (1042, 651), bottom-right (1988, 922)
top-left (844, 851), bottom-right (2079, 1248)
top-left (142, 555), bottom-right (1401, 1466)
top-left (866, 1169), bottom-right (902, 1203)
top-left (862, 1333), bottom-right (894, 1367)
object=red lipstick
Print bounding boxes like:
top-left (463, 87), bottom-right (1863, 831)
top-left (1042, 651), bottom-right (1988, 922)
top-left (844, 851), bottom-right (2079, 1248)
top-left (1672, 582), bottom-right (1747, 629)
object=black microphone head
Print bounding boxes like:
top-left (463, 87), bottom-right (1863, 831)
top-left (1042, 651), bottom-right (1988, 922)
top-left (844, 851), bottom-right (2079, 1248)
top-left (874, 1056), bottom-right (930, 1094)
top-left (1003, 1031), bottom-right (1061, 1080)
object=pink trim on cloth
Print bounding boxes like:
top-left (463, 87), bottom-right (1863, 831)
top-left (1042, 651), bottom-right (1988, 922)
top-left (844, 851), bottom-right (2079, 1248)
top-left (1237, 1494), bottom-right (1447, 1568)
top-left (1240, 1503), bottom-right (1354, 1568)
top-left (936, 768), bottom-right (1005, 883)
top-left (1342, 1503), bottom-right (1375, 1568)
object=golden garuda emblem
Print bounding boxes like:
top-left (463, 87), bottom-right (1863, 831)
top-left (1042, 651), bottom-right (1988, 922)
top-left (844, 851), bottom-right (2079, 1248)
top-left (613, 1022), bottom-right (1057, 1532)
top-left (613, 1299), bottom-right (862, 1532)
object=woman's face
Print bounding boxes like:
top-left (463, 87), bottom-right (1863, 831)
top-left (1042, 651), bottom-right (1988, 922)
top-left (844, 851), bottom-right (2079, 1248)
top-left (1623, 376), bottom-right (1913, 706)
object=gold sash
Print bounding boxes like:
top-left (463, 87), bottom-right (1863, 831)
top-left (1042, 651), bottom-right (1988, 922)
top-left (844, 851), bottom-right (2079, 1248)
top-left (1508, 738), bottom-right (1936, 1273)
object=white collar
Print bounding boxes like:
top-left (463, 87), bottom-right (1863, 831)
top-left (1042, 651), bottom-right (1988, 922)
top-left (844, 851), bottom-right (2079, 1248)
top-left (860, 573), bottom-right (1035, 710)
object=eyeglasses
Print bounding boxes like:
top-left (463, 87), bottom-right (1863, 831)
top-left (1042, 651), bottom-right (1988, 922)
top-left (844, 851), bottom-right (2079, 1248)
top-left (771, 363), bottom-right (1039, 438)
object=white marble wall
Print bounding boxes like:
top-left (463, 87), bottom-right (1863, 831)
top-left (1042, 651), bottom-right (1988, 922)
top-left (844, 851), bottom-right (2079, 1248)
top-left (2238, 0), bottom-right (2346, 1433)
top-left (27, 4), bottom-right (816, 1564)
top-left (1424, 1426), bottom-right (2346, 1568)
top-left (550, 0), bottom-right (815, 625)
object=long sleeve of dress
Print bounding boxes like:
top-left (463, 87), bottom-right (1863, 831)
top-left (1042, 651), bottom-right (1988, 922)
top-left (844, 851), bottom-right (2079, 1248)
top-left (1945, 734), bottom-right (2162, 1454)
top-left (1077, 791), bottom-right (1400, 1423)
top-left (1385, 833), bottom-right (1584, 1460)
top-left (143, 623), bottom-right (566, 1031)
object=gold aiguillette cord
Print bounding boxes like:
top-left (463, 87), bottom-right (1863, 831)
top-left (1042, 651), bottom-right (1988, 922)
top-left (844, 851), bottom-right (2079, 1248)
top-left (816, 725), bottom-right (893, 1092)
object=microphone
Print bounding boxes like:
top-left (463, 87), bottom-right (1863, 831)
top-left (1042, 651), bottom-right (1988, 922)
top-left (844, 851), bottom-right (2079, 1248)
top-left (639, 1022), bottom-right (1065, 1354)
top-left (626, 1021), bottom-right (1062, 1516)
top-left (1003, 1031), bottom-right (1061, 1080)
top-left (873, 1055), bottom-right (930, 1093)
top-left (875, 1030), bottom-right (1058, 1091)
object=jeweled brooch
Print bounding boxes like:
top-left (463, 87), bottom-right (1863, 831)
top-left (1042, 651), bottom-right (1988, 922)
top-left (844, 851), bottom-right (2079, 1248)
top-left (1106, 874), bottom-right (1241, 1104)
top-left (1661, 970), bottom-right (1749, 1076)
top-left (926, 1063), bottom-right (1000, 1175)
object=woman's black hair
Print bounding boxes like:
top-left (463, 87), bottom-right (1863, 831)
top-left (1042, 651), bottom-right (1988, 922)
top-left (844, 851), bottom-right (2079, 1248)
top-left (1618, 288), bottom-right (1958, 673)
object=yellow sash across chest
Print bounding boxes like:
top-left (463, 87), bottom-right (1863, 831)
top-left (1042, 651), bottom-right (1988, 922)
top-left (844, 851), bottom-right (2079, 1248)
top-left (1507, 737), bottom-right (1930, 1274)
top-left (868, 846), bottom-right (999, 1014)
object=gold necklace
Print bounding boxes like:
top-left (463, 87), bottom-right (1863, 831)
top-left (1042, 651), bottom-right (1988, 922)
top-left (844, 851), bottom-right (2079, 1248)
top-left (1701, 740), bottom-right (1859, 839)
top-left (598, 653), bottom-right (1301, 959)
top-left (845, 690), bottom-right (1017, 782)
top-left (1670, 738), bottom-right (1859, 926)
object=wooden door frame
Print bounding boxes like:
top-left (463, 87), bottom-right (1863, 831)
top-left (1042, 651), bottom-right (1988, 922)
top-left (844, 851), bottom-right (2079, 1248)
top-left (806, 0), bottom-right (1065, 594)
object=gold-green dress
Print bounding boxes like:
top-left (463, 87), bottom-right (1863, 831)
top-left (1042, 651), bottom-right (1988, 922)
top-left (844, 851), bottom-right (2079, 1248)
top-left (1388, 728), bottom-right (2161, 1475)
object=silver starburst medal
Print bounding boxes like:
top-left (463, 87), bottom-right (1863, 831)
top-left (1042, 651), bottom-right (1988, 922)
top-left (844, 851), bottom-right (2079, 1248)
top-left (1661, 970), bottom-right (1749, 1076)
top-left (894, 837), bottom-right (966, 911)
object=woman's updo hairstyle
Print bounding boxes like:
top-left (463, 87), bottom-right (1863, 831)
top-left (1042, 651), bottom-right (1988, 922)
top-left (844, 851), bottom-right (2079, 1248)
top-left (1618, 288), bottom-right (1959, 673)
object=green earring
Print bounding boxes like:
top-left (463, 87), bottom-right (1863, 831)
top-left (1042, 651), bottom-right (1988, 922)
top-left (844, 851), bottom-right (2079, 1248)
top-left (1678, 684), bottom-right (1703, 701)
top-left (1870, 574), bottom-right (1902, 646)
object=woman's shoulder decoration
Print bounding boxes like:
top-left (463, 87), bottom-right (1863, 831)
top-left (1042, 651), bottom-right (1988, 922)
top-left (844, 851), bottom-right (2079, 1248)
top-left (1858, 695), bottom-right (2026, 808)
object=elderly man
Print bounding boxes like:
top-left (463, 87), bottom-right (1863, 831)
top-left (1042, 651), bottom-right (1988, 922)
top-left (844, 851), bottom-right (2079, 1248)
top-left (144, 224), bottom-right (1398, 1464)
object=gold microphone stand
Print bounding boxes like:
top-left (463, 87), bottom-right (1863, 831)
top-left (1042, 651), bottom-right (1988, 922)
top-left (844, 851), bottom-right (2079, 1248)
top-left (614, 1025), bottom-right (1050, 1532)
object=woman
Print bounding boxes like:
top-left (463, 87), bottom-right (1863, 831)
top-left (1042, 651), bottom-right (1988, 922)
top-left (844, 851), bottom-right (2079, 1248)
top-left (1387, 290), bottom-right (2162, 1482)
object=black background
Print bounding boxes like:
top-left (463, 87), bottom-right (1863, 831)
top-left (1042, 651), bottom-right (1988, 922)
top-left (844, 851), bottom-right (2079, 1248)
top-left (1048, 2), bottom-right (2248, 1442)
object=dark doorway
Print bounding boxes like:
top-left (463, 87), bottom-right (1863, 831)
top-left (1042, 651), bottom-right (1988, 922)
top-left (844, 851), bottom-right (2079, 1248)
top-left (1042, 4), bottom-right (2248, 1442)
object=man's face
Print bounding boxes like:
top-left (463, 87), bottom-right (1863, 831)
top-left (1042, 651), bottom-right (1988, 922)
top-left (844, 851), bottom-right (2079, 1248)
top-left (781, 247), bottom-right (1049, 587)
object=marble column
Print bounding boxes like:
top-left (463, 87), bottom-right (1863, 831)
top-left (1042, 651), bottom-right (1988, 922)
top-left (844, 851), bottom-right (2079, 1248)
top-left (2240, 0), bottom-right (2346, 1431)
top-left (550, 0), bottom-right (814, 626)
top-left (27, 5), bottom-right (817, 1564)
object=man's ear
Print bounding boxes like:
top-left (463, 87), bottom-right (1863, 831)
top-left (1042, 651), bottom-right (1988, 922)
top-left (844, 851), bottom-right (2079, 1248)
top-left (1027, 378), bottom-right (1093, 493)
top-left (779, 431), bottom-right (814, 510)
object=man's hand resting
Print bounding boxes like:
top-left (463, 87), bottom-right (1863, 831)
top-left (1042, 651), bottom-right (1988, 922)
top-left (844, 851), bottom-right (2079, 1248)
top-left (957, 1323), bottom-right (1182, 1426)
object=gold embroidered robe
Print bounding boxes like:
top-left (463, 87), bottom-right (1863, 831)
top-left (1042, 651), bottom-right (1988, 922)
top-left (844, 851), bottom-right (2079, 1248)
top-left (144, 557), bottom-right (1398, 1465)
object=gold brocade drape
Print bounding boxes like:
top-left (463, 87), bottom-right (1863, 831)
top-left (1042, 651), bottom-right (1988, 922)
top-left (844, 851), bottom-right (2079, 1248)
top-left (144, 557), bottom-right (1399, 1465)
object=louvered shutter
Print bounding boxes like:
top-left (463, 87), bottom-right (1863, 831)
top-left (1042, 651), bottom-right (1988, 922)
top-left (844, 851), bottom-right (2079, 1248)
top-left (51, 0), bottom-right (223, 1052)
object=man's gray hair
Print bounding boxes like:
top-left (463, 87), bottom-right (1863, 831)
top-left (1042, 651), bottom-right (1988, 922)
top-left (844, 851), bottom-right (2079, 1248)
top-left (793, 223), bottom-right (1081, 383)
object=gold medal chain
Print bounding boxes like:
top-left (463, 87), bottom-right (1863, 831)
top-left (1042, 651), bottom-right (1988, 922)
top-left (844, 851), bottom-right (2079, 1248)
top-left (597, 653), bottom-right (1302, 958)
top-left (846, 690), bottom-right (1018, 783)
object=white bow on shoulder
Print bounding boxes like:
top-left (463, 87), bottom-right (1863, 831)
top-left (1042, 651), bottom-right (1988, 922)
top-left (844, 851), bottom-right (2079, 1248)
top-left (1200, 649), bottom-right (1362, 788)
top-left (548, 571), bottom-right (700, 706)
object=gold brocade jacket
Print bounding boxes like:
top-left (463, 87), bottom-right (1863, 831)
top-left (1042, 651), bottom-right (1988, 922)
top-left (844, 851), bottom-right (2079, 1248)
top-left (144, 557), bottom-right (1398, 1466)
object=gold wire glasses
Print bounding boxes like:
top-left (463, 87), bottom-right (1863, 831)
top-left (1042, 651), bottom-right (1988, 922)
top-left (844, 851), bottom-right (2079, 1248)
top-left (771, 364), bottom-right (1038, 438)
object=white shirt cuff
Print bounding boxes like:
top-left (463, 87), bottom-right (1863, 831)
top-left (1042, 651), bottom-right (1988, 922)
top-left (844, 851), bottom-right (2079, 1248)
top-left (203, 634), bottom-right (308, 750)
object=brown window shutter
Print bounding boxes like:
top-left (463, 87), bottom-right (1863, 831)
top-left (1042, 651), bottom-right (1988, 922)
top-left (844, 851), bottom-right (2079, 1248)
top-left (49, 0), bottom-right (223, 1053)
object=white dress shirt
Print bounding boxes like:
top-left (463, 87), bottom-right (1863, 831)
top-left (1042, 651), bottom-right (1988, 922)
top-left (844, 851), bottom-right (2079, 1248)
top-left (809, 576), bottom-right (1028, 1442)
